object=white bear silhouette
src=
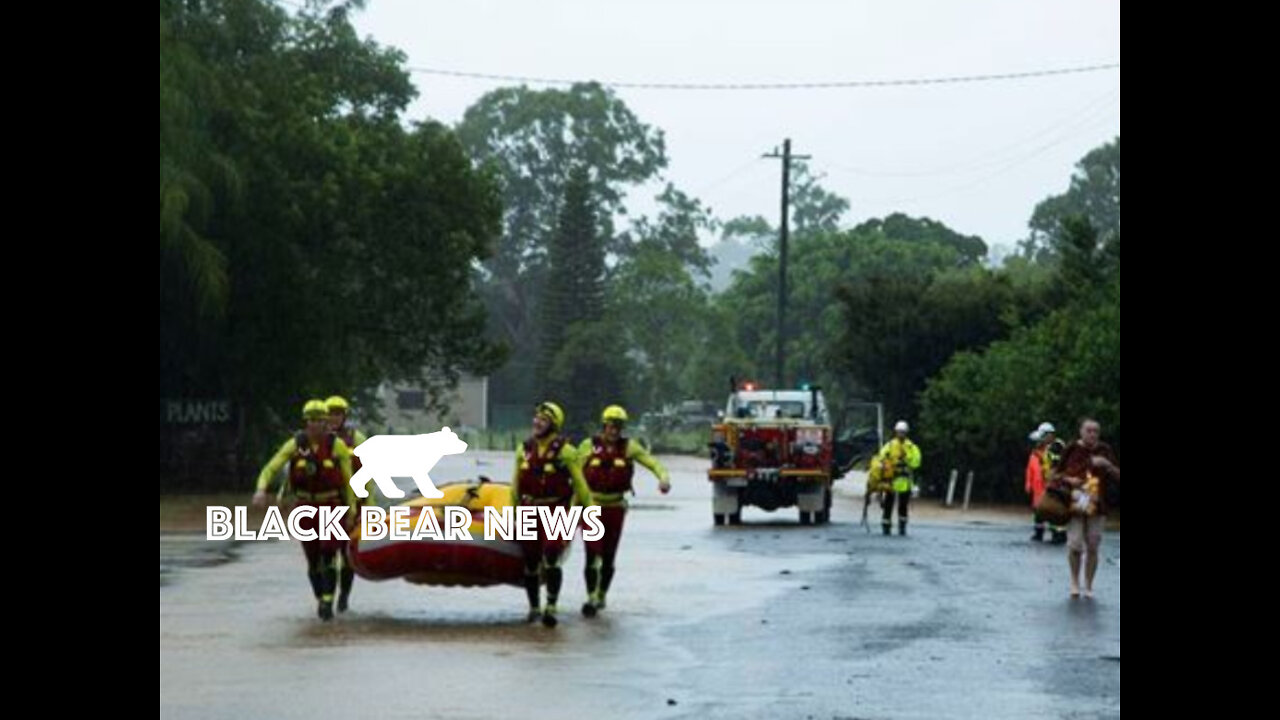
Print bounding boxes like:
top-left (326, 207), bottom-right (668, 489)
top-left (349, 427), bottom-right (468, 499)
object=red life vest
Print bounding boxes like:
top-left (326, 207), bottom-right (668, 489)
top-left (584, 436), bottom-right (634, 494)
top-left (289, 432), bottom-right (344, 499)
top-left (518, 436), bottom-right (572, 503)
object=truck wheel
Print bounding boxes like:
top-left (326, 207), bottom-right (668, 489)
top-left (714, 513), bottom-right (726, 526)
top-left (799, 511), bottom-right (813, 525)
top-left (816, 509), bottom-right (830, 524)
top-left (729, 511), bottom-right (742, 525)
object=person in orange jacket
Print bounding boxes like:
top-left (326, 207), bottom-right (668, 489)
top-left (1025, 423), bottom-right (1053, 542)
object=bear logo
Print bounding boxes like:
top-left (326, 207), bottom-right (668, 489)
top-left (348, 427), bottom-right (468, 499)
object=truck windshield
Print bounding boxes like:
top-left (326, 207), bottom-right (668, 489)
top-left (735, 401), bottom-right (808, 419)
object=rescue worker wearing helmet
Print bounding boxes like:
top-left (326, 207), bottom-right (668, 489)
top-left (875, 420), bottom-right (922, 536)
top-left (577, 405), bottom-right (671, 618)
top-left (326, 395), bottom-right (368, 613)
top-left (253, 399), bottom-right (358, 620)
top-left (510, 401), bottom-right (595, 628)
top-left (1026, 422), bottom-right (1066, 543)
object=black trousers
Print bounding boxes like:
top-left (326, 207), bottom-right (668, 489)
top-left (881, 491), bottom-right (910, 526)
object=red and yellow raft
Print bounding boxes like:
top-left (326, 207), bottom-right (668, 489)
top-left (347, 480), bottom-right (550, 587)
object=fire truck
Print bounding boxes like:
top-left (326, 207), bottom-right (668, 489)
top-left (707, 382), bottom-right (875, 525)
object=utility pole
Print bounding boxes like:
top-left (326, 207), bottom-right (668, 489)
top-left (763, 138), bottom-right (810, 389)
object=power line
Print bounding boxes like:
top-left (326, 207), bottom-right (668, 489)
top-left (823, 86), bottom-right (1120, 179)
top-left (838, 108), bottom-right (1119, 212)
top-left (693, 157), bottom-right (767, 197)
top-left (407, 62), bottom-right (1119, 91)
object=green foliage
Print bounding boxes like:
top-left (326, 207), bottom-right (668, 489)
top-left (159, 0), bottom-right (504, 484)
top-left (456, 82), bottom-right (668, 407)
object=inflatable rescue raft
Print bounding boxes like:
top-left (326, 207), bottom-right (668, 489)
top-left (347, 479), bottom-right (564, 587)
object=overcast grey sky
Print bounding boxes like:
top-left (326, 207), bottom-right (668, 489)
top-left (350, 0), bottom-right (1120, 255)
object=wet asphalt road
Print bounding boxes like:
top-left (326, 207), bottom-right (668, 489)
top-left (160, 451), bottom-right (1119, 719)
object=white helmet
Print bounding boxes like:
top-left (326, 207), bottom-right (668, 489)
top-left (894, 420), bottom-right (909, 433)
top-left (1036, 422), bottom-right (1056, 435)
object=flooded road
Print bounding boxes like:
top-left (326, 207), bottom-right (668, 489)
top-left (160, 452), bottom-right (1119, 719)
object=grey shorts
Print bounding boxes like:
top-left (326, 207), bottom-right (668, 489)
top-left (1067, 515), bottom-right (1106, 553)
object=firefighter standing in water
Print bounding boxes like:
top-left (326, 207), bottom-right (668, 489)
top-left (253, 399), bottom-right (358, 620)
top-left (577, 405), bottom-right (670, 617)
top-left (510, 401), bottom-right (595, 628)
top-left (876, 420), bottom-right (922, 536)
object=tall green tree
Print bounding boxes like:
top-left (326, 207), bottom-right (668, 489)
top-left (608, 244), bottom-right (709, 414)
top-left (853, 213), bottom-right (988, 267)
top-left (917, 137), bottom-right (1122, 500)
top-left (159, 0), bottom-right (242, 316)
top-left (616, 183), bottom-right (716, 277)
top-left (537, 165), bottom-right (621, 432)
top-left (790, 161), bottom-right (850, 237)
top-left (1022, 136), bottom-right (1120, 260)
top-left (159, 0), bottom-right (503, 485)
top-left (717, 214), bottom-right (985, 411)
top-left (456, 82), bottom-right (667, 408)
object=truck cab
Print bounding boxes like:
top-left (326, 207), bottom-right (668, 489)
top-left (708, 383), bottom-right (838, 525)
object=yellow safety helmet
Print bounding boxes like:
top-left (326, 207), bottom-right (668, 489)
top-left (535, 401), bottom-right (565, 431)
top-left (601, 405), bottom-right (629, 425)
top-left (302, 399), bottom-right (329, 420)
top-left (325, 395), bottom-right (350, 413)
